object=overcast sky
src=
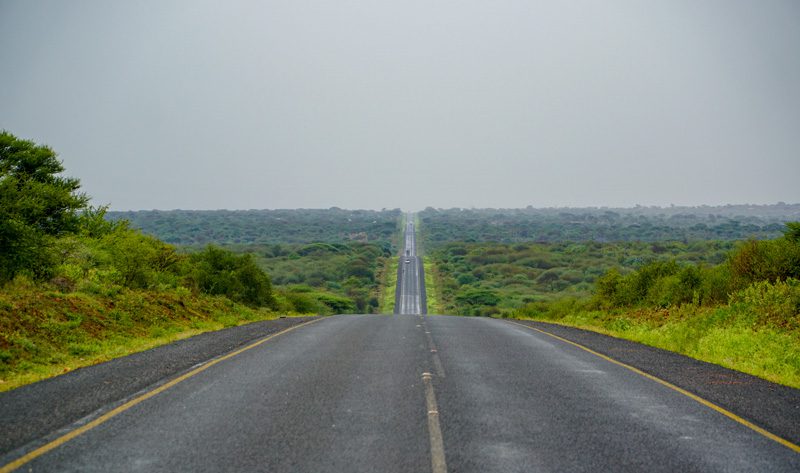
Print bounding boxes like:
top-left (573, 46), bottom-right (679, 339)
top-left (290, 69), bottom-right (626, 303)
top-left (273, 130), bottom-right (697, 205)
top-left (1, 1), bottom-right (799, 211)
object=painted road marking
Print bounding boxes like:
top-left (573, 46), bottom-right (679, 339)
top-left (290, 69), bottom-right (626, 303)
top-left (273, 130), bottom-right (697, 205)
top-left (0, 318), bottom-right (325, 473)
top-left (506, 320), bottom-right (800, 454)
top-left (421, 318), bottom-right (446, 378)
top-left (422, 372), bottom-right (448, 473)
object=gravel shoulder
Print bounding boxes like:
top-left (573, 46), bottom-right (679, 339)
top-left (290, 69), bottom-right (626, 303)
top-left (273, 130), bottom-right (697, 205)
top-left (509, 318), bottom-right (800, 446)
top-left (0, 316), bottom-right (318, 455)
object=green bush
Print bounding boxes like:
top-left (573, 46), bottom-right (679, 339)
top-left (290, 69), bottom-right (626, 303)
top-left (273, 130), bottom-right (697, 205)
top-left (189, 246), bottom-right (275, 308)
top-left (101, 226), bottom-right (180, 289)
top-left (728, 227), bottom-right (800, 287)
top-left (730, 279), bottom-right (800, 329)
top-left (455, 288), bottom-right (500, 313)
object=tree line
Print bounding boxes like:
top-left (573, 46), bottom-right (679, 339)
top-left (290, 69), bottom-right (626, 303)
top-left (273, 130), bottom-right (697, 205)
top-left (419, 206), bottom-right (798, 245)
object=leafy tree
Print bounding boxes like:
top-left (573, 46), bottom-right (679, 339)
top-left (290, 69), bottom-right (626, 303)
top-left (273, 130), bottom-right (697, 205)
top-left (0, 131), bottom-right (89, 281)
top-left (785, 222), bottom-right (800, 243)
top-left (455, 288), bottom-right (500, 308)
top-left (728, 225), bottom-right (800, 287)
top-left (190, 246), bottom-right (275, 308)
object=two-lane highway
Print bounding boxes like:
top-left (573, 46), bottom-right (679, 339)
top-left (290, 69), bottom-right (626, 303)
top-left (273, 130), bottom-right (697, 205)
top-left (395, 216), bottom-right (425, 315)
top-left (2, 213), bottom-right (799, 472)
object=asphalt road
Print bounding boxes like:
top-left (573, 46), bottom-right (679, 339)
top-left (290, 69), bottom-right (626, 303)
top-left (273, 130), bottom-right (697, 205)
top-left (2, 214), bottom-right (799, 472)
top-left (395, 217), bottom-right (425, 315)
top-left (5, 315), bottom-right (799, 472)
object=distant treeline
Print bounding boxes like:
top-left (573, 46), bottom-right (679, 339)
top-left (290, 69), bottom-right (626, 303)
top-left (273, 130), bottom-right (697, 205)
top-left (107, 209), bottom-right (402, 246)
top-left (419, 206), bottom-right (800, 245)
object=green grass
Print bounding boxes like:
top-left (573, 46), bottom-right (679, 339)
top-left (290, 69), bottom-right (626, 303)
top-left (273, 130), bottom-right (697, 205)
top-left (0, 280), bottom-right (310, 392)
top-left (380, 257), bottom-right (399, 313)
top-left (513, 303), bottom-right (800, 389)
top-left (424, 260), bottom-right (442, 314)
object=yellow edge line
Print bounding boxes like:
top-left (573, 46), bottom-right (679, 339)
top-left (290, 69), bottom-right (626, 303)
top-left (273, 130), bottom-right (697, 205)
top-left (506, 320), bottom-right (800, 454)
top-left (0, 318), bottom-right (324, 473)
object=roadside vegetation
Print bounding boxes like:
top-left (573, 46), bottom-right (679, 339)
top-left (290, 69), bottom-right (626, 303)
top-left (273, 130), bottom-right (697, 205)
top-left (0, 279), bottom-right (282, 391)
top-left (381, 256), bottom-right (399, 313)
top-left (511, 224), bottom-right (800, 387)
top-left (111, 207), bottom-right (403, 315)
top-left (200, 241), bottom-right (395, 314)
top-left (1, 130), bottom-right (404, 389)
top-left (0, 132), bottom-right (344, 390)
top-left (424, 215), bottom-right (800, 388)
top-left (427, 240), bottom-right (734, 316)
top-left (423, 260), bottom-right (442, 314)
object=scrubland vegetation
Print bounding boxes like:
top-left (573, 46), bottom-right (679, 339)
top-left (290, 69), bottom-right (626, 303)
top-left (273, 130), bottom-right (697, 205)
top-left (112, 208), bottom-right (403, 315)
top-left (108, 208), bottom-right (401, 245)
top-left (420, 206), bottom-right (798, 243)
top-left (422, 209), bottom-right (800, 387)
top-left (197, 241), bottom-right (396, 315)
top-left (427, 240), bottom-right (734, 316)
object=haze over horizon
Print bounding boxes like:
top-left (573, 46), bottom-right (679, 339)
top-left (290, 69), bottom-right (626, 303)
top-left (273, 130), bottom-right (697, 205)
top-left (2, 0), bottom-right (799, 211)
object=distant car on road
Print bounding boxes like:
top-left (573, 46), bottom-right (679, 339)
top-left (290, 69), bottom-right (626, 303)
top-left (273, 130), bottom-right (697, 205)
top-left (405, 259), bottom-right (411, 264)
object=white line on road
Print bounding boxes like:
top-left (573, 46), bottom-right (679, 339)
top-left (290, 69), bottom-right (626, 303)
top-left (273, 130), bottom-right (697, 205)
top-left (422, 372), bottom-right (448, 473)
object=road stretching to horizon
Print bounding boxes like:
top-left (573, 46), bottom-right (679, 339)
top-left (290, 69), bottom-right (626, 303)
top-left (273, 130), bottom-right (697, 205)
top-left (394, 215), bottom-right (425, 315)
top-left (1, 214), bottom-right (799, 472)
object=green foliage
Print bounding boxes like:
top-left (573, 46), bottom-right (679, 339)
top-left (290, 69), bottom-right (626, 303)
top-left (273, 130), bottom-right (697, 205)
top-left (189, 246), bottom-right (275, 308)
top-left (454, 288), bottom-right (500, 316)
top-left (0, 131), bottom-right (282, 312)
top-left (419, 206), bottom-right (798, 245)
top-left (728, 232), bottom-right (800, 288)
top-left (505, 223), bottom-right (800, 387)
top-left (429, 240), bottom-right (731, 316)
top-left (590, 223), bottom-right (800, 310)
top-left (102, 226), bottom-right (181, 289)
top-left (0, 281), bottom-right (285, 391)
top-left (0, 131), bottom-right (90, 282)
top-left (730, 279), bottom-right (800, 329)
top-left (208, 241), bottom-right (393, 314)
top-left (514, 301), bottom-right (800, 388)
top-left (785, 222), bottom-right (800, 243)
top-left (107, 208), bottom-right (402, 245)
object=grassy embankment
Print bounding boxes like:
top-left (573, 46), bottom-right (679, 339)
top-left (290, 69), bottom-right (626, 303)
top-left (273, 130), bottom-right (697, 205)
top-left (379, 213), bottom-right (409, 313)
top-left (0, 279), bottom-right (306, 392)
top-left (423, 260), bottom-right (442, 314)
top-left (379, 257), bottom-right (399, 313)
top-left (514, 294), bottom-right (800, 389)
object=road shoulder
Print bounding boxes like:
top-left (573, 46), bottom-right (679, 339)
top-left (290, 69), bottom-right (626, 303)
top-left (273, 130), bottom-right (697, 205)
top-left (507, 318), bottom-right (800, 446)
top-left (0, 316), bottom-right (318, 456)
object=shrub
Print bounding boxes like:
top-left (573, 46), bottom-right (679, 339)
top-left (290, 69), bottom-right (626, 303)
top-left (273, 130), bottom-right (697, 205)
top-left (455, 288), bottom-right (500, 309)
top-left (728, 224), bottom-right (800, 287)
top-left (730, 279), bottom-right (800, 329)
top-left (190, 246), bottom-right (275, 308)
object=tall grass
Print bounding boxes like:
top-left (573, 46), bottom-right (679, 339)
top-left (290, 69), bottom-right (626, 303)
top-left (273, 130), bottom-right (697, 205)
top-left (513, 279), bottom-right (800, 388)
top-left (380, 257), bottom-right (399, 314)
top-left (424, 260), bottom-right (442, 314)
top-left (0, 277), bottom-right (296, 392)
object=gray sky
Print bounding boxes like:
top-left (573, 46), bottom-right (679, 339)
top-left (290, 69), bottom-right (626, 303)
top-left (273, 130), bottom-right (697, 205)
top-left (2, 0), bottom-right (799, 211)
